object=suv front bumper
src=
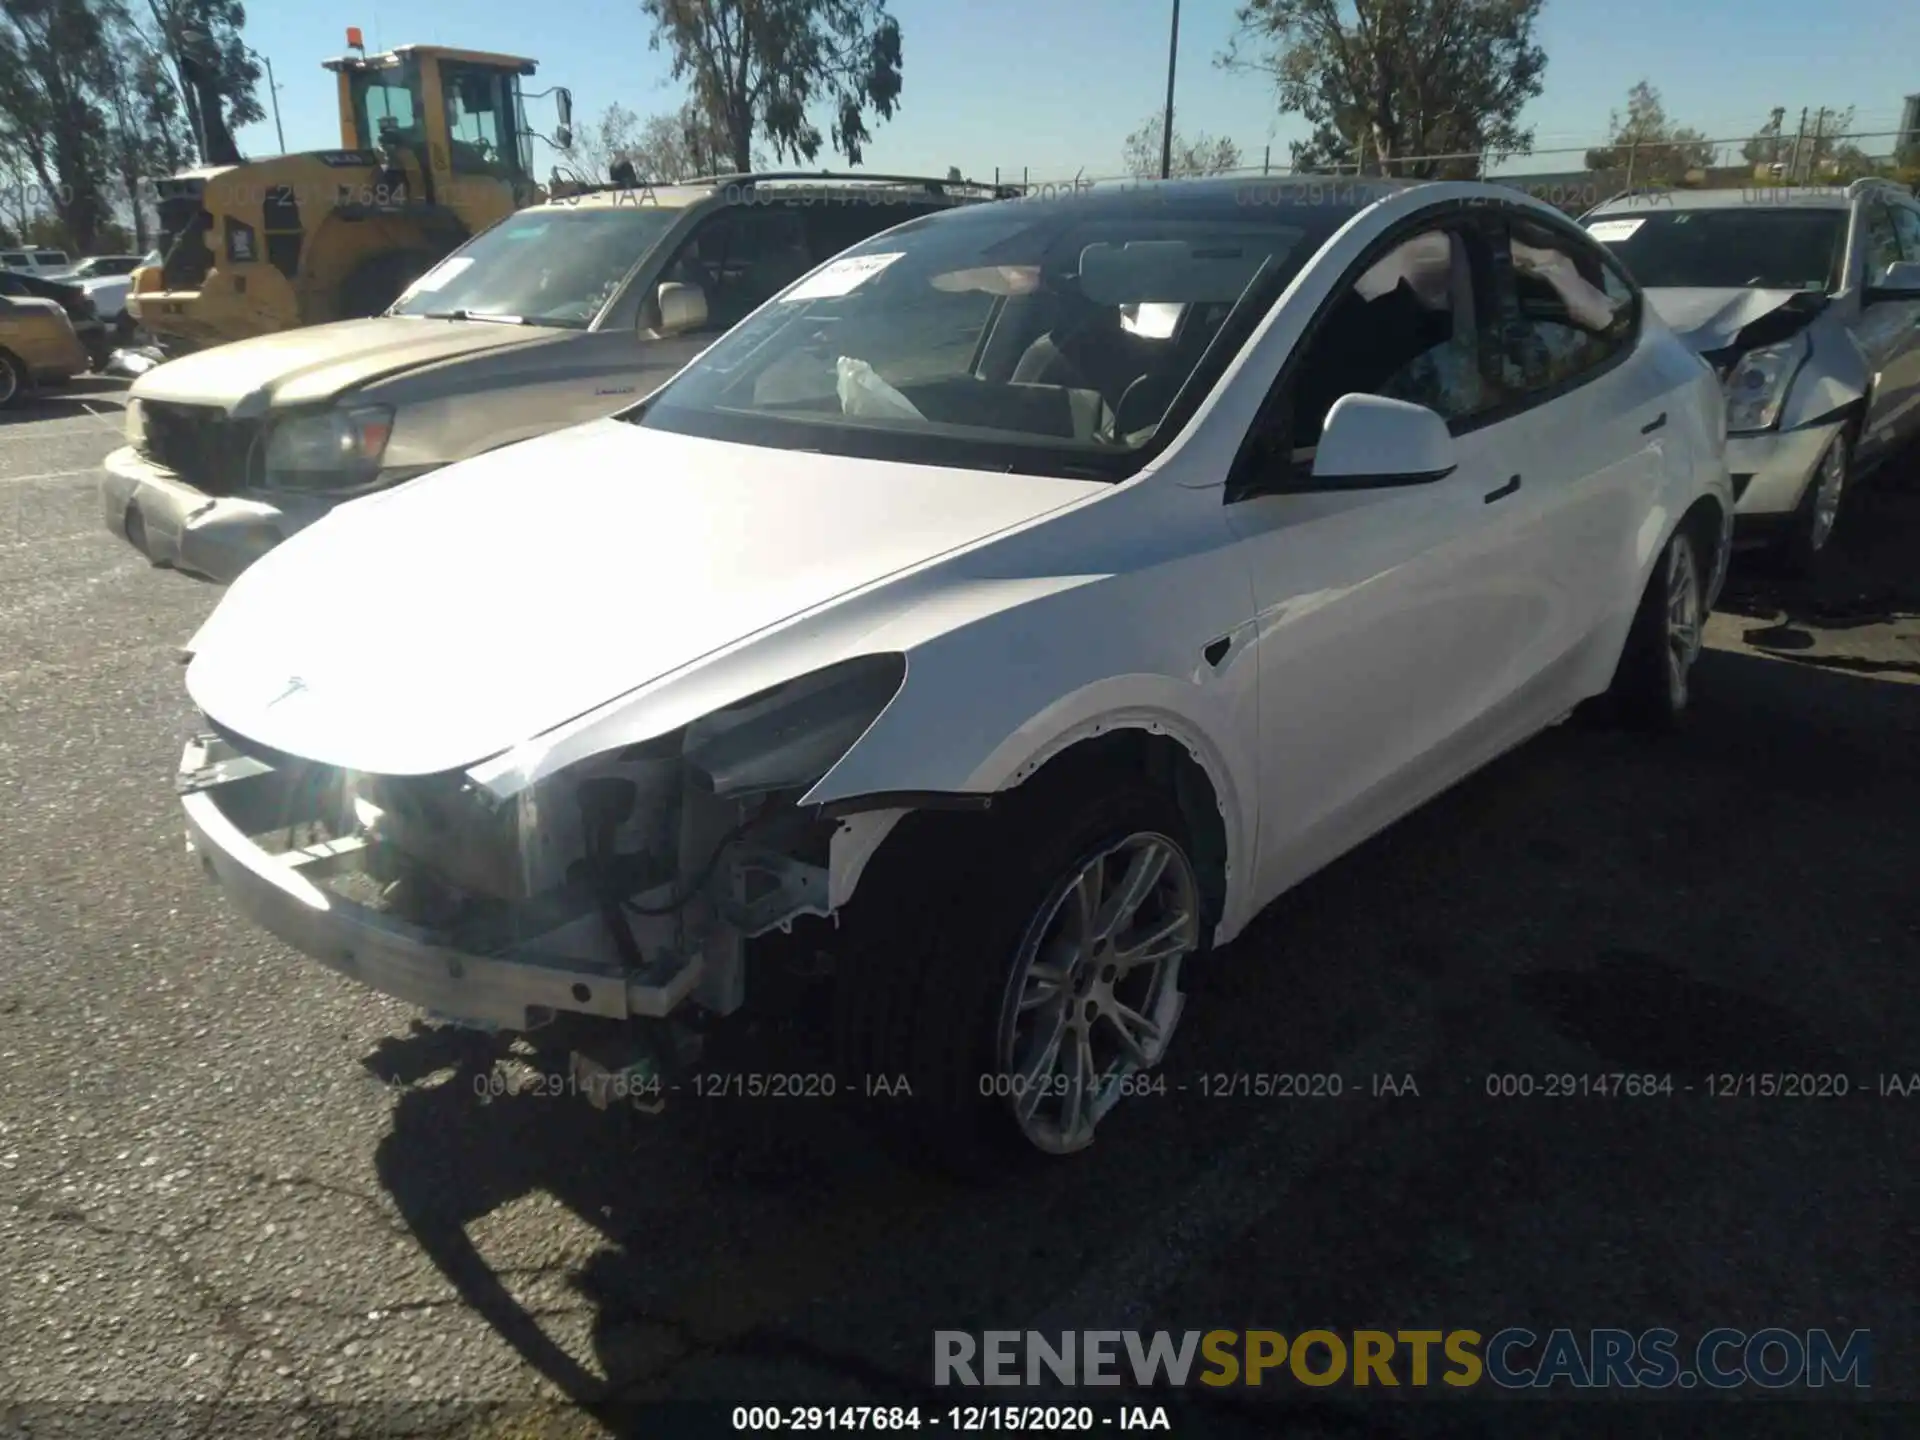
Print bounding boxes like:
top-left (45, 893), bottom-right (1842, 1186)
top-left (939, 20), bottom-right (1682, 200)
top-left (102, 446), bottom-right (331, 583)
top-left (1726, 420), bottom-right (1844, 538)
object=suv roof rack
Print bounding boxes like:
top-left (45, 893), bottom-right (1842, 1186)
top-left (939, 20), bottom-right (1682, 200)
top-left (683, 169), bottom-right (1026, 200)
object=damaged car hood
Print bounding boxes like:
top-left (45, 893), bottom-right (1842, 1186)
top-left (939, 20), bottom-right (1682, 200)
top-left (185, 419), bottom-right (1107, 776)
top-left (131, 315), bottom-right (561, 414)
top-left (1640, 287), bottom-right (1820, 353)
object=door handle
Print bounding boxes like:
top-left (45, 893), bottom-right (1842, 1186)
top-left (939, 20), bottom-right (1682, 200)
top-left (1640, 411), bottom-right (1668, 434)
top-left (1484, 475), bottom-right (1521, 503)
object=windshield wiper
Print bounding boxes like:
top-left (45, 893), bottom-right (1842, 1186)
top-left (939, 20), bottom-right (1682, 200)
top-left (418, 309), bottom-right (534, 325)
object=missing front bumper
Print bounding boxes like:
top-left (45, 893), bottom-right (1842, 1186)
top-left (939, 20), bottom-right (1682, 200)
top-left (177, 732), bottom-right (709, 1031)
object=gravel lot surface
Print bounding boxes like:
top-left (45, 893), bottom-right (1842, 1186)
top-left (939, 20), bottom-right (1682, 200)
top-left (4, 382), bottom-right (1918, 1436)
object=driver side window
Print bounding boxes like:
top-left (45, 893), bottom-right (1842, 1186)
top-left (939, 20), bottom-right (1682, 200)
top-left (1274, 224), bottom-right (1498, 467)
top-left (657, 205), bottom-right (817, 334)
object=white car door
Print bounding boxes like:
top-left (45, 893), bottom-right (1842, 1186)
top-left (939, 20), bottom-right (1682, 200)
top-left (1875, 199), bottom-right (1920, 451)
top-left (1851, 199), bottom-right (1920, 467)
top-left (1223, 220), bottom-right (1569, 904)
top-left (1475, 211), bottom-right (1676, 688)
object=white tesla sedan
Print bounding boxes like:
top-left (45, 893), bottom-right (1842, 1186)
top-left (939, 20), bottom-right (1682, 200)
top-left (176, 177), bottom-right (1733, 1167)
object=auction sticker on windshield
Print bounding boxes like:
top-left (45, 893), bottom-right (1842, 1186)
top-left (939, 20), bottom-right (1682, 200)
top-left (401, 255), bottom-right (474, 298)
top-left (1585, 219), bottom-right (1645, 242)
top-left (783, 252), bottom-right (904, 301)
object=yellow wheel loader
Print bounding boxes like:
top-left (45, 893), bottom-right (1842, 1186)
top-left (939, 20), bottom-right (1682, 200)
top-left (128, 30), bottom-right (573, 352)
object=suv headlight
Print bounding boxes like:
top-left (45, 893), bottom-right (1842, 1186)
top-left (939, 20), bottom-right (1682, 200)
top-left (124, 398), bottom-right (146, 449)
top-left (1723, 335), bottom-right (1807, 434)
top-left (263, 405), bottom-right (394, 490)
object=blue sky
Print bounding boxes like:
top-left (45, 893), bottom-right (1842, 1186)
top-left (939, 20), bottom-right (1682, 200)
top-left (235, 0), bottom-right (1920, 180)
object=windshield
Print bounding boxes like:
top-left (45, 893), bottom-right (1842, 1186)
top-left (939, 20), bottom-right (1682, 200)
top-left (1586, 208), bottom-right (1846, 291)
top-left (349, 59), bottom-right (425, 151)
top-left (634, 201), bottom-right (1328, 479)
top-left (390, 205), bottom-right (684, 326)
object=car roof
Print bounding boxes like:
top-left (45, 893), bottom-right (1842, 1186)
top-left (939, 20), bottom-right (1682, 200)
top-left (1587, 187), bottom-right (1855, 215)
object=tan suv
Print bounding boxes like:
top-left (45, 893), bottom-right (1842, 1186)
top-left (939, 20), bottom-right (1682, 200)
top-left (102, 172), bottom-right (1016, 582)
top-left (0, 293), bottom-right (89, 407)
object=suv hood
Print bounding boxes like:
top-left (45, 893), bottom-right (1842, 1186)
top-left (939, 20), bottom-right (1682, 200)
top-left (1640, 287), bottom-right (1820, 353)
top-left (185, 419), bottom-right (1106, 777)
top-left (132, 315), bottom-right (560, 414)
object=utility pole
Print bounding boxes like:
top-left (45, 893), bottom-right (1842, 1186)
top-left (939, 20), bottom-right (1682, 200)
top-left (1159, 0), bottom-right (1180, 180)
top-left (1787, 107), bottom-right (1807, 186)
top-left (247, 47), bottom-right (286, 153)
top-left (1807, 107), bottom-right (1827, 182)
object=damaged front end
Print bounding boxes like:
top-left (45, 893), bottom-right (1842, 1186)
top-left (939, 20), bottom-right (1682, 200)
top-left (178, 656), bottom-right (910, 1035)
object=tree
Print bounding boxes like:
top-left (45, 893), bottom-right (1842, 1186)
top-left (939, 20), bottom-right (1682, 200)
top-left (638, 0), bottom-right (903, 173)
top-left (97, 26), bottom-right (193, 247)
top-left (0, 0), bottom-right (115, 249)
top-left (944, 164), bottom-right (960, 181)
top-left (1742, 106), bottom-right (1787, 169)
top-left (1584, 81), bottom-right (1714, 182)
top-left (1122, 113), bottom-right (1242, 178)
top-left (1802, 106), bottom-right (1868, 180)
top-left (1220, 0), bottom-right (1546, 179)
top-left (565, 97), bottom-right (752, 181)
top-left (140, 0), bottom-right (260, 165)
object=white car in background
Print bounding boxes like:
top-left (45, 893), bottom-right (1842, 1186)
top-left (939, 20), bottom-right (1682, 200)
top-left (174, 178), bottom-right (1731, 1169)
top-left (1, 247), bottom-right (72, 277)
top-left (1582, 181), bottom-right (1920, 571)
top-left (75, 250), bottom-right (161, 338)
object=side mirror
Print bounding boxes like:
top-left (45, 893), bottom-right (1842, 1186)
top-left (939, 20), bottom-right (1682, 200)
top-left (1866, 259), bottom-right (1920, 303)
top-left (1308, 393), bottom-right (1457, 488)
top-left (556, 87), bottom-right (573, 129)
top-left (655, 281), bottom-right (708, 337)
top-left (553, 123), bottom-right (573, 153)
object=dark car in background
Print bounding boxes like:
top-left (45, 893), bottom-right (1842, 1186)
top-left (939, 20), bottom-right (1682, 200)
top-left (0, 269), bottom-right (110, 371)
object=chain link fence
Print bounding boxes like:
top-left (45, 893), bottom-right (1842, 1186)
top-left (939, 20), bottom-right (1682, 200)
top-left (980, 128), bottom-right (1920, 215)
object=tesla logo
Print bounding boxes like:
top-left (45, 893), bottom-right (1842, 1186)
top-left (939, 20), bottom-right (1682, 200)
top-left (267, 676), bottom-right (307, 707)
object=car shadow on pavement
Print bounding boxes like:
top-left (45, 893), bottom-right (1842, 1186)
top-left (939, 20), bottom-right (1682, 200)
top-left (356, 590), bottom-right (1920, 1427)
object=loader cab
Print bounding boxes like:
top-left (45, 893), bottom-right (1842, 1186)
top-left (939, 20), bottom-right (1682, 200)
top-left (325, 42), bottom-right (542, 218)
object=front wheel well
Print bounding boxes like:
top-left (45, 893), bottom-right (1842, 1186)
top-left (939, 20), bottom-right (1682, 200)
top-left (841, 727), bottom-right (1230, 934)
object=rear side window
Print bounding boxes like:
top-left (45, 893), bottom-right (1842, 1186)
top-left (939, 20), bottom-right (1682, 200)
top-left (35, 251), bottom-right (67, 265)
top-left (1497, 216), bottom-right (1637, 397)
top-left (1888, 204), bottom-right (1920, 264)
top-left (1863, 203), bottom-right (1903, 285)
top-left (1, 253), bottom-right (27, 268)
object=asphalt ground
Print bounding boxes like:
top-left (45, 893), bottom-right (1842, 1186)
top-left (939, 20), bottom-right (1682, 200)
top-left (3, 382), bottom-right (1919, 1437)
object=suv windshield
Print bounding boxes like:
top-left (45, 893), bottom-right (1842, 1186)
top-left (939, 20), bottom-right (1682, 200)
top-left (635, 201), bottom-right (1329, 479)
top-left (1586, 207), bottom-right (1846, 291)
top-left (391, 205), bottom-right (684, 326)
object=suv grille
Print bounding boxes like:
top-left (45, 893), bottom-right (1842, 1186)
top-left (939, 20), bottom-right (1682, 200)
top-left (140, 401), bottom-right (261, 494)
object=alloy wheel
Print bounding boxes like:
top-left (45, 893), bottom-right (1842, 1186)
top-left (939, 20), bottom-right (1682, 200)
top-left (995, 831), bottom-right (1200, 1154)
top-left (1665, 536), bottom-right (1703, 710)
top-left (1807, 438), bottom-right (1847, 553)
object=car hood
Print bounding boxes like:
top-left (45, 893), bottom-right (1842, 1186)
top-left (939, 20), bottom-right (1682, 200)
top-left (1640, 287), bottom-right (1817, 352)
top-left (185, 418), bottom-right (1106, 776)
top-left (131, 315), bottom-right (560, 414)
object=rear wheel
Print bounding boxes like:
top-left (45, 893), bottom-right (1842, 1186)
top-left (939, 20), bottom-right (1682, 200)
top-left (1597, 526), bottom-right (1704, 732)
top-left (0, 349), bottom-right (22, 409)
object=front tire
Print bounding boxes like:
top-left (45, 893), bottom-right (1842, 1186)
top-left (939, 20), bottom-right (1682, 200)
top-left (1599, 526), bottom-right (1704, 732)
top-left (1780, 428), bottom-right (1851, 577)
top-left (835, 784), bottom-right (1204, 1173)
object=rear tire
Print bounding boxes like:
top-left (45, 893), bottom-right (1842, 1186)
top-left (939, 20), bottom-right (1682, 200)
top-left (834, 784), bottom-right (1205, 1176)
top-left (0, 349), bottom-right (23, 409)
top-left (1596, 527), bottom-right (1704, 733)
